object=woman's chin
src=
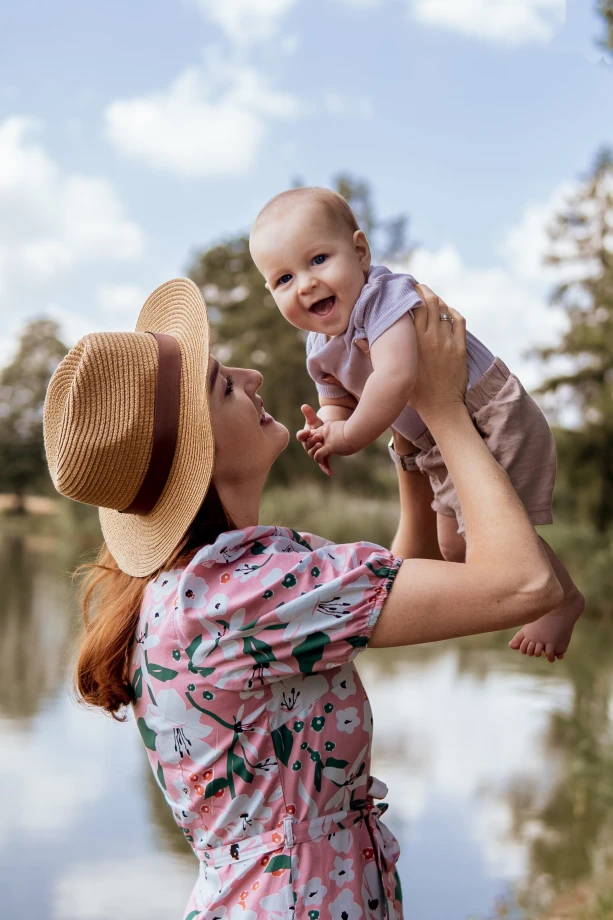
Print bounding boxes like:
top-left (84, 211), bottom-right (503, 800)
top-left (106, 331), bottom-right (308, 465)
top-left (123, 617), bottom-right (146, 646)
top-left (269, 419), bottom-right (290, 454)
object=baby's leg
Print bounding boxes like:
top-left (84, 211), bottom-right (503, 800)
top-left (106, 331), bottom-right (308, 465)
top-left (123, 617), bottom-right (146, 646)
top-left (508, 538), bottom-right (584, 663)
top-left (437, 513), bottom-right (466, 563)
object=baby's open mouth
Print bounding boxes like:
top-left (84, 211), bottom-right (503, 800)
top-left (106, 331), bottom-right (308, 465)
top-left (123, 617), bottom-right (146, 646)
top-left (309, 296), bottom-right (336, 317)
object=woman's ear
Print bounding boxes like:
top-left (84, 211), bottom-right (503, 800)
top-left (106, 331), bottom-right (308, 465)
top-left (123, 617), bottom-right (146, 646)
top-left (353, 230), bottom-right (371, 270)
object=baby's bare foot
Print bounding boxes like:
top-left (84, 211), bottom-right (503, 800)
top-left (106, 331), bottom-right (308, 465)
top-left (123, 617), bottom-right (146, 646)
top-left (508, 588), bottom-right (585, 663)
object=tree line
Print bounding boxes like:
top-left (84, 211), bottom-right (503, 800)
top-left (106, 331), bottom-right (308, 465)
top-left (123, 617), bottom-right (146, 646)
top-left (1, 8), bottom-right (612, 536)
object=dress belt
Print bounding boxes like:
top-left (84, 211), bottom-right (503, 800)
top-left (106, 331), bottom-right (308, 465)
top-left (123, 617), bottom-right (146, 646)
top-left (194, 777), bottom-right (392, 870)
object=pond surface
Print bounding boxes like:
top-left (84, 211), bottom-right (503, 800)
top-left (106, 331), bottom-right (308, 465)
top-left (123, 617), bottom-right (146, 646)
top-left (2, 527), bottom-right (613, 920)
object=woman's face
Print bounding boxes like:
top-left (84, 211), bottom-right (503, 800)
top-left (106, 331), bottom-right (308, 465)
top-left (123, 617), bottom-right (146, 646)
top-left (207, 358), bottom-right (289, 485)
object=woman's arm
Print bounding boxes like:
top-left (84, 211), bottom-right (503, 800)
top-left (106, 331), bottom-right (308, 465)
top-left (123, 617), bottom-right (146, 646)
top-left (371, 287), bottom-right (563, 648)
top-left (390, 430), bottom-right (442, 561)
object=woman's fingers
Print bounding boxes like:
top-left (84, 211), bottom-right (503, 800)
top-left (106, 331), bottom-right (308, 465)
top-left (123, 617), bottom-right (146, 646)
top-left (413, 284), bottom-right (439, 335)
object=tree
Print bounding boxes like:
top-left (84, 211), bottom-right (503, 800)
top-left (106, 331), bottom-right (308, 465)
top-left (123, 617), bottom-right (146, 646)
top-left (188, 175), bottom-right (412, 489)
top-left (0, 318), bottom-right (68, 512)
top-left (601, 0), bottom-right (613, 53)
top-left (535, 149), bottom-right (613, 532)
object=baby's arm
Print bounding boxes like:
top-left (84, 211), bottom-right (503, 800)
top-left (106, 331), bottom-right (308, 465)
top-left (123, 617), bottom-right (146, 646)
top-left (341, 314), bottom-right (418, 453)
top-left (318, 394), bottom-right (357, 424)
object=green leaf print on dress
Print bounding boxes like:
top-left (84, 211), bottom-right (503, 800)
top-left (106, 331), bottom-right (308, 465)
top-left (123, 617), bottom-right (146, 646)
top-left (293, 631), bottom-right (331, 675)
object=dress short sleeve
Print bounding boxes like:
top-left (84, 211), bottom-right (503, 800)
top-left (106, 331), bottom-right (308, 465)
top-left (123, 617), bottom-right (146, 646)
top-left (164, 526), bottom-right (401, 693)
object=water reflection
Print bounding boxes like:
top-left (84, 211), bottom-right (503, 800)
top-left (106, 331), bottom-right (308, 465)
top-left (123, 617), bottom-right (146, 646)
top-left (1, 525), bottom-right (613, 920)
top-left (0, 533), bottom-right (73, 720)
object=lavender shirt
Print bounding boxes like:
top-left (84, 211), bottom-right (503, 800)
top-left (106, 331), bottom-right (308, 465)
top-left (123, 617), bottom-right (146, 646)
top-left (306, 265), bottom-right (495, 442)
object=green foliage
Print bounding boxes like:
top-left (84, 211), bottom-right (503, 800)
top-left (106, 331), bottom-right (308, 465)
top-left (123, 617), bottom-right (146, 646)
top-left (0, 319), bottom-right (68, 511)
top-left (601, 0), bottom-right (613, 53)
top-left (187, 174), bottom-right (411, 490)
top-left (535, 149), bottom-right (613, 532)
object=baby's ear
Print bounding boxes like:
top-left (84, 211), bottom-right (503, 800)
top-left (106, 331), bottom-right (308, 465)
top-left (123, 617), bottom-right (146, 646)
top-left (264, 282), bottom-right (271, 291)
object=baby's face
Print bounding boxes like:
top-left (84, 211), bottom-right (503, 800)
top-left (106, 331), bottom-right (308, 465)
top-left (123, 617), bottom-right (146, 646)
top-left (250, 201), bottom-right (370, 336)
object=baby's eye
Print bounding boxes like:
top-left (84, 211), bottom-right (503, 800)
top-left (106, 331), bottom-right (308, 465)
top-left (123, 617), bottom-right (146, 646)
top-left (277, 273), bottom-right (292, 286)
top-left (312, 254), bottom-right (327, 265)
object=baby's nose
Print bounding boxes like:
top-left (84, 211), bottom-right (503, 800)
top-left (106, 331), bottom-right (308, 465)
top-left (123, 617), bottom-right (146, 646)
top-left (297, 274), bottom-right (316, 295)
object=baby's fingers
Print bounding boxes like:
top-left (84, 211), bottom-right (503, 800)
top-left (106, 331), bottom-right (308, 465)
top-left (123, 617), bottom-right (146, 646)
top-left (318, 457), bottom-right (333, 477)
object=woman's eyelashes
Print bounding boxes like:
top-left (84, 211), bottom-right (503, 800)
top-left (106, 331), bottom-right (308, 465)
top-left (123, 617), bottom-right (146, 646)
top-left (225, 375), bottom-right (235, 396)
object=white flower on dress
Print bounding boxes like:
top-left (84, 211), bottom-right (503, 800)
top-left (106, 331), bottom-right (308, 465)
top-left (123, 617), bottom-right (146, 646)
top-left (192, 825), bottom-right (224, 850)
top-left (147, 569), bottom-right (180, 604)
top-left (328, 828), bottom-right (353, 853)
top-left (147, 602), bottom-right (167, 630)
top-left (330, 887), bottom-right (363, 920)
top-left (166, 778), bottom-right (198, 825)
top-left (299, 876), bottom-right (327, 906)
top-left (335, 707), bottom-right (361, 735)
top-left (196, 529), bottom-right (248, 565)
top-left (231, 701), bottom-right (269, 762)
top-left (259, 884), bottom-right (296, 920)
top-left (267, 674), bottom-right (329, 728)
top-left (323, 744), bottom-right (369, 812)
top-left (217, 788), bottom-right (272, 840)
top-left (215, 656), bottom-right (293, 692)
top-left (180, 572), bottom-right (210, 610)
top-left (362, 860), bottom-right (384, 920)
top-left (329, 855), bottom-right (355, 886)
top-left (260, 567), bottom-right (284, 588)
top-left (192, 606), bottom-right (247, 664)
top-left (231, 907), bottom-right (257, 920)
top-left (145, 688), bottom-right (216, 766)
top-left (331, 667), bottom-right (357, 700)
top-left (314, 545), bottom-right (348, 572)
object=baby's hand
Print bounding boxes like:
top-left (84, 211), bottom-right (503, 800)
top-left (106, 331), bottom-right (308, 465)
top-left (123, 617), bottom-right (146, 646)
top-left (296, 405), bottom-right (332, 477)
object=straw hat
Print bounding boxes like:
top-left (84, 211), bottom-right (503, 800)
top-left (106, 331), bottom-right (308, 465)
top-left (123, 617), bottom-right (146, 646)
top-left (43, 278), bottom-right (213, 577)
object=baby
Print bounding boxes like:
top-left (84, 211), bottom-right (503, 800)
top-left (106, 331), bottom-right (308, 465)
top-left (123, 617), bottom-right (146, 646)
top-left (249, 186), bottom-right (584, 663)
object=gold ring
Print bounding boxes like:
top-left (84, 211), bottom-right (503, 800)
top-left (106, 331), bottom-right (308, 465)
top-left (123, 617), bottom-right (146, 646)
top-left (439, 313), bottom-right (453, 324)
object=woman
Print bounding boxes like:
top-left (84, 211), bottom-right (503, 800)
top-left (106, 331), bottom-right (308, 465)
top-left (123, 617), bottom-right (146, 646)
top-left (43, 278), bottom-right (561, 920)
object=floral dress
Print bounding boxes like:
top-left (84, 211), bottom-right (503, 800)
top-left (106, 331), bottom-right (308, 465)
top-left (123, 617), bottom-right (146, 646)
top-left (131, 525), bottom-right (403, 920)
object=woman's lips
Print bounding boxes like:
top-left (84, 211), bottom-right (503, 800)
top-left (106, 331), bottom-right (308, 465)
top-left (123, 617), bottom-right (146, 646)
top-left (309, 296), bottom-right (336, 317)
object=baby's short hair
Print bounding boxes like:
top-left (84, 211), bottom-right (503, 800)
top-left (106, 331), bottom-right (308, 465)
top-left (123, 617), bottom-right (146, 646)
top-left (252, 186), bottom-right (360, 238)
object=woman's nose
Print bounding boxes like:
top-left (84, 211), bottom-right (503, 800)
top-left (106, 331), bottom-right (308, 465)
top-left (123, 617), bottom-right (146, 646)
top-left (246, 368), bottom-right (264, 393)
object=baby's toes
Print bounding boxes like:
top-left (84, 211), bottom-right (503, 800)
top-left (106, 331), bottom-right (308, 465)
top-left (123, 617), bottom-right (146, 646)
top-left (508, 629), bottom-right (525, 650)
top-left (526, 641), bottom-right (536, 656)
top-left (545, 643), bottom-right (556, 664)
top-left (534, 643), bottom-right (544, 658)
top-left (520, 636), bottom-right (531, 655)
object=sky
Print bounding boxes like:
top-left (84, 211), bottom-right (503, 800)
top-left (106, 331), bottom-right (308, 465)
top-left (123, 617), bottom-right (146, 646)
top-left (0, 0), bottom-right (611, 389)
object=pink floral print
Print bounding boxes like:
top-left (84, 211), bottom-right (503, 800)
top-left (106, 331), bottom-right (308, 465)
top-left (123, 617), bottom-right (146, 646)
top-left (132, 525), bottom-right (403, 919)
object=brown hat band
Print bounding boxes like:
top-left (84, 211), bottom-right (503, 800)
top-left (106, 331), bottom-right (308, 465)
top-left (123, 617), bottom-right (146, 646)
top-left (120, 331), bottom-right (182, 516)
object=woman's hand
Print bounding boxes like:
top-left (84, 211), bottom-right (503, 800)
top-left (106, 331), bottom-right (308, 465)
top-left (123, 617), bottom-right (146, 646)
top-left (408, 285), bottom-right (467, 422)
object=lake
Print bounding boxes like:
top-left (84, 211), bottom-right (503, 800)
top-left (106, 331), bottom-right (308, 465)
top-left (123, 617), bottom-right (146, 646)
top-left (2, 524), bottom-right (613, 920)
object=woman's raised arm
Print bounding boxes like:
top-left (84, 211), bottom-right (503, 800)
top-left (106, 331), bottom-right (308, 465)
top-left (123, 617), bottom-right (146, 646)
top-left (371, 287), bottom-right (563, 648)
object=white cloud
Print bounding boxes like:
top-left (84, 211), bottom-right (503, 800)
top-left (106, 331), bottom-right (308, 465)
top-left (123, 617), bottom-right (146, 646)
top-left (392, 180), bottom-right (574, 392)
top-left (192, 0), bottom-right (297, 46)
top-left (0, 116), bottom-right (143, 298)
top-left (105, 57), bottom-right (299, 177)
top-left (410, 0), bottom-right (566, 45)
top-left (52, 854), bottom-right (195, 920)
top-left (98, 284), bottom-right (147, 314)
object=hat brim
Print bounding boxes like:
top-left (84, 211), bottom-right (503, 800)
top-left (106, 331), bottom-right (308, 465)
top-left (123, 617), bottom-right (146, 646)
top-left (99, 278), bottom-right (213, 577)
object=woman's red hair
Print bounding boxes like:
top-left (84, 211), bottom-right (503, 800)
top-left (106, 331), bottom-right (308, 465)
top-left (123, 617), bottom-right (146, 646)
top-left (75, 484), bottom-right (234, 719)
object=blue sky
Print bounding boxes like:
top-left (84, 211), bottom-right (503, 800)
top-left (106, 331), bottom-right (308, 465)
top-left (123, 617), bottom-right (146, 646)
top-left (0, 0), bottom-right (611, 389)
